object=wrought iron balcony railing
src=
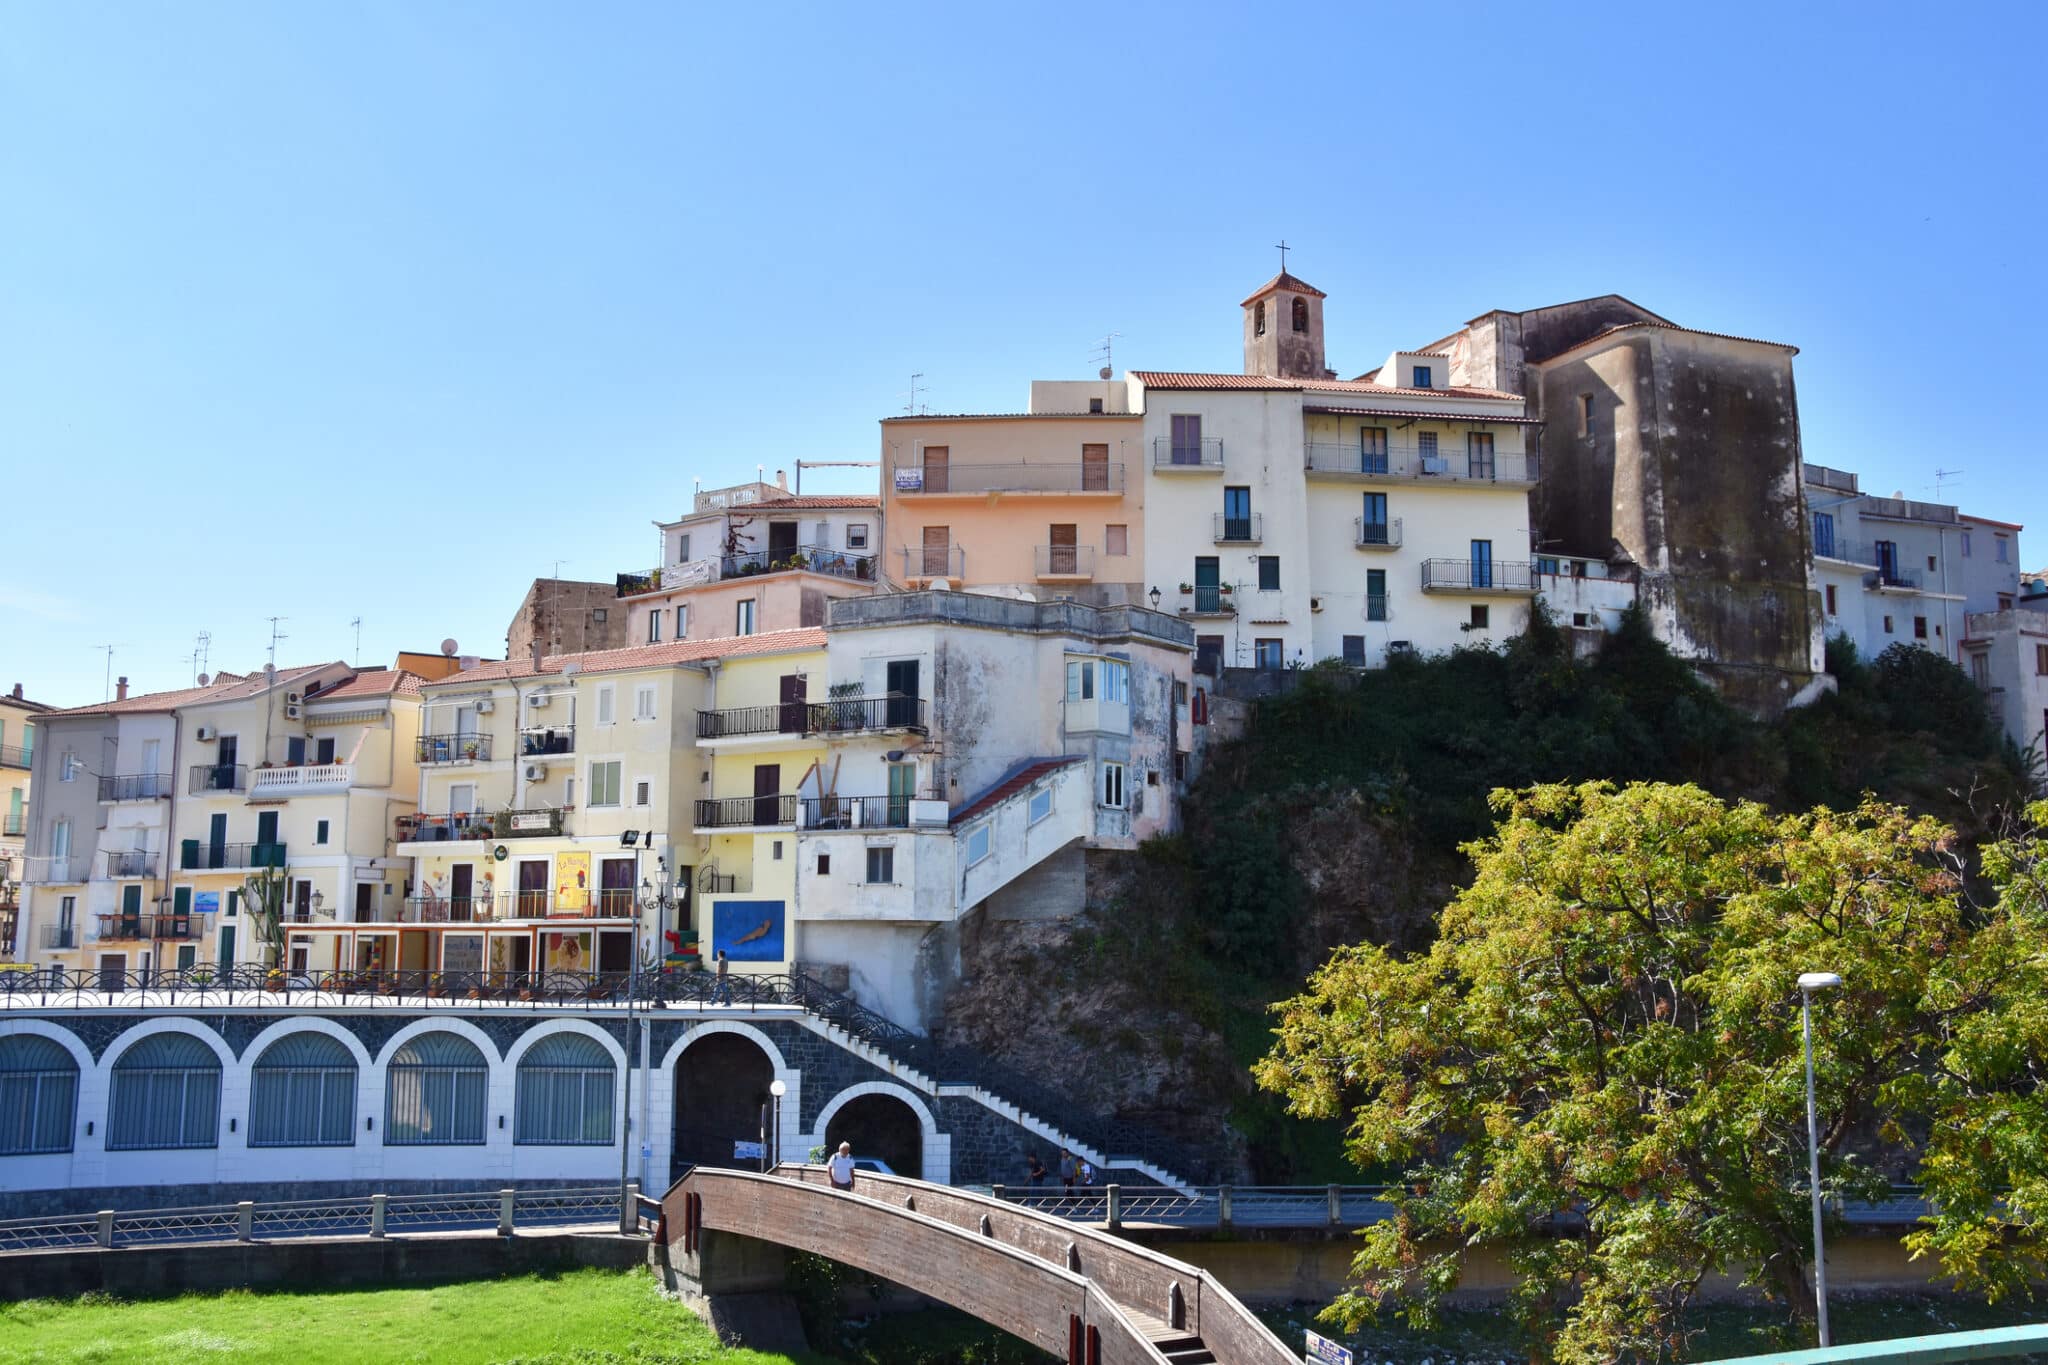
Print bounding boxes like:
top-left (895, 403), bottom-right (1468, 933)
top-left (1, 814), bottom-right (22, 837)
top-left (1034, 544), bottom-right (1096, 579)
top-left (189, 763), bottom-right (248, 794)
top-left (896, 461), bottom-right (1124, 495)
top-left (40, 925), bottom-right (77, 950)
top-left (1869, 565), bottom-right (1925, 590)
top-left (1213, 513), bottom-right (1262, 543)
top-left (900, 546), bottom-right (966, 580)
top-left (1305, 442), bottom-right (1537, 484)
top-left (694, 795), bottom-right (797, 829)
top-left (0, 744), bottom-right (30, 770)
top-left (99, 773), bottom-right (171, 802)
top-left (96, 913), bottom-right (208, 941)
top-left (1181, 587), bottom-right (1236, 616)
top-left (395, 811), bottom-right (496, 843)
top-left (1419, 559), bottom-right (1536, 593)
top-left (1355, 516), bottom-right (1402, 549)
top-left (180, 840), bottom-right (287, 871)
top-left (417, 733), bottom-right (493, 764)
top-left (1152, 437), bottom-right (1224, 469)
top-left (697, 694), bottom-right (926, 740)
top-left (104, 850), bottom-right (158, 878)
top-left (801, 796), bottom-right (940, 830)
top-left (520, 727), bottom-right (574, 757)
top-left (721, 545), bottom-right (877, 583)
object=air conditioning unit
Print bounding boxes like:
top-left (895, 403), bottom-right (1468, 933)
top-left (523, 762), bottom-right (549, 782)
top-left (475, 699), bottom-right (495, 714)
top-left (194, 725), bottom-right (217, 742)
top-left (1310, 597), bottom-right (1325, 613)
top-left (529, 693), bottom-right (551, 709)
top-left (1421, 456), bottom-right (1449, 476)
top-left (286, 691), bottom-right (302, 704)
top-left (284, 704), bottom-right (301, 720)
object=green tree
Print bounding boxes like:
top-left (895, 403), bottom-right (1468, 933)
top-left (240, 864), bottom-right (294, 968)
top-left (1255, 781), bottom-right (2048, 1363)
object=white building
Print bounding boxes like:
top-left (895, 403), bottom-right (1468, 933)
top-left (1964, 609), bottom-right (2048, 765)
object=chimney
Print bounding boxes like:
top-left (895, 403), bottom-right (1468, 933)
top-left (530, 638), bottom-right (544, 673)
top-left (8, 683), bottom-right (20, 700)
top-left (775, 469), bottom-right (788, 491)
top-left (115, 676), bottom-right (129, 702)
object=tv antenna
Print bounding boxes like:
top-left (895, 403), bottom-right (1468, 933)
top-left (1933, 467), bottom-right (1965, 501)
top-left (266, 616), bottom-right (289, 670)
top-left (350, 616), bottom-right (363, 666)
top-left (903, 373), bottom-right (927, 416)
top-left (92, 644), bottom-right (127, 703)
top-left (1091, 332), bottom-right (1123, 379)
top-left (192, 631), bottom-right (212, 685)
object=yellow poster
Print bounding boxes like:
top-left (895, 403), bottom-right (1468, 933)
top-left (545, 931), bottom-right (589, 974)
top-left (555, 851), bottom-right (590, 913)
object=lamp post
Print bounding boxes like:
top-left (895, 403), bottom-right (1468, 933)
top-left (1147, 586), bottom-right (1162, 611)
top-left (769, 1079), bottom-right (787, 1169)
top-left (1798, 970), bottom-right (1844, 1346)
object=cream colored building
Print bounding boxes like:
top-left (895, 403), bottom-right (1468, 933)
top-left (0, 682), bottom-right (55, 959)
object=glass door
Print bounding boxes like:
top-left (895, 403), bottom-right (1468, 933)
top-left (887, 763), bottom-right (915, 829)
top-left (1470, 539), bottom-right (1494, 590)
top-left (1194, 557), bottom-right (1221, 613)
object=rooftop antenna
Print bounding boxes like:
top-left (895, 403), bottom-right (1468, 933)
top-left (1933, 468), bottom-right (1965, 501)
top-left (193, 630), bottom-right (212, 685)
top-left (266, 616), bottom-right (289, 670)
top-left (1091, 332), bottom-right (1123, 380)
top-left (349, 617), bottom-right (362, 666)
top-left (1274, 238), bottom-right (1290, 273)
top-left (92, 644), bottom-right (126, 703)
top-left (904, 372), bottom-right (927, 416)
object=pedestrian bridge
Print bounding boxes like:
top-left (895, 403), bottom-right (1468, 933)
top-left (660, 1164), bottom-right (1296, 1364)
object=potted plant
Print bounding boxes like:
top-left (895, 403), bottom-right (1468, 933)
top-left (1219, 583), bottom-right (1234, 595)
top-left (1178, 582), bottom-right (1193, 594)
top-left (462, 740), bottom-right (480, 760)
top-left (264, 967), bottom-right (286, 993)
top-left (426, 972), bottom-right (447, 999)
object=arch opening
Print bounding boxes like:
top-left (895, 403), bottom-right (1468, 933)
top-left (516, 1032), bottom-right (616, 1146)
top-left (107, 1031), bottom-right (221, 1152)
top-left (672, 1032), bottom-right (773, 1177)
top-left (250, 1030), bottom-right (358, 1148)
top-left (385, 1029), bottom-right (488, 1147)
top-left (824, 1092), bottom-right (924, 1180)
top-left (0, 1034), bottom-right (79, 1155)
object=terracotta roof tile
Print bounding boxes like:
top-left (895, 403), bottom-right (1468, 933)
top-left (422, 628), bottom-right (828, 688)
top-left (1130, 371), bottom-right (1523, 402)
top-left (1239, 271), bottom-right (1327, 305)
top-left (754, 494), bottom-right (879, 509)
top-left (307, 670), bottom-right (425, 703)
top-left (46, 662), bottom-right (340, 718)
top-left (949, 756), bottom-right (1085, 827)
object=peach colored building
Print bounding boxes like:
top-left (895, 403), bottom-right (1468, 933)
top-left (880, 378), bottom-right (1146, 608)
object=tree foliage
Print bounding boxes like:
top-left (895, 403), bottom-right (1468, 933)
top-left (1255, 782), bottom-right (2048, 1363)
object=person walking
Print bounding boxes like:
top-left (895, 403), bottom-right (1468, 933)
top-left (828, 1141), bottom-right (857, 1191)
top-left (1057, 1147), bottom-right (1077, 1192)
top-left (1026, 1152), bottom-right (1048, 1188)
top-left (712, 950), bottom-right (732, 1005)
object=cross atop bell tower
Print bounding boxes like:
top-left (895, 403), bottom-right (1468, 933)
top-left (1241, 255), bottom-right (1330, 380)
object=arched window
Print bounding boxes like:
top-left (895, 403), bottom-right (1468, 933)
top-left (0, 1035), bottom-right (78, 1155)
top-left (515, 1033), bottom-right (616, 1146)
top-left (1291, 296), bottom-right (1309, 333)
top-left (1253, 300), bottom-right (1266, 337)
top-left (250, 1032), bottom-right (357, 1147)
top-left (107, 1032), bottom-right (220, 1151)
top-left (385, 1031), bottom-right (487, 1146)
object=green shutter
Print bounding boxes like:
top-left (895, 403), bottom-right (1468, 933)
top-left (174, 887), bottom-right (191, 915)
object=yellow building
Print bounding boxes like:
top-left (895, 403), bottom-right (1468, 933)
top-left (0, 682), bottom-right (55, 960)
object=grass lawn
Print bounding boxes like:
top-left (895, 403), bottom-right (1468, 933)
top-left (0, 1267), bottom-right (815, 1365)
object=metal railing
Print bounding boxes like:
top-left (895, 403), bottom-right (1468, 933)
top-left (39, 925), bottom-right (77, 950)
top-left (1181, 587), bottom-right (1235, 615)
top-left (417, 733), bottom-right (493, 764)
top-left (104, 849), bottom-right (158, 878)
top-left (1355, 516), bottom-right (1402, 549)
top-left (1812, 535), bottom-right (1877, 565)
top-left (1034, 543), bottom-right (1096, 578)
top-left (995, 1184), bottom-right (1394, 1230)
top-left (721, 545), bottom-right (877, 583)
top-left (98, 773), bottom-right (171, 802)
top-left (900, 546), bottom-right (966, 580)
top-left (1, 814), bottom-right (21, 837)
top-left (899, 461), bottom-right (1124, 495)
top-left (695, 795), bottom-right (797, 829)
top-left (1420, 558), bottom-right (1535, 592)
top-left (1870, 565), bottom-right (1925, 590)
top-left (1151, 437), bottom-right (1223, 469)
top-left (697, 694), bottom-right (926, 740)
top-left (395, 811), bottom-right (496, 843)
top-left (0, 744), bottom-right (34, 770)
top-left (95, 913), bottom-right (208, 941)
top-left (188, 763), bottom-right (248, 794)
top-left (1306, 442), bottom-right (1537, 484)
top-left (801, 795), bottom-right (935, 830)
top-left (519, 727), bottom-right (574, 756)
top-left (381, 889), bottom-right (639, 924)
top-left (1212, 513), bottom-right (1261, 543)
top-left (180, 841), bottom-right (287, 871)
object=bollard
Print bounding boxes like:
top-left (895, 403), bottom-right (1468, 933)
top-left (499, 1188), bottom-right (516, 1237)
top-left (96, 1210), bottom-right (115, 1249)
top-left (619, 1181), bottom-right (640, 1236)
top-left (1327, 1183), bottom-right (1341, 1226)
top-left (992, 1183), bottom-right (1006, 1203)
top-left (1105, 1184), bottom-right (1121, 1230)
top-left (1217, 1184), bottom-right (1233, 1231)
top-left (1168, 1281), bottom-right (1185, 1331)
top-left (237, 1201), bottom-right (255, 1242)
top-left (370, 1194), bottom-right (387, 1238)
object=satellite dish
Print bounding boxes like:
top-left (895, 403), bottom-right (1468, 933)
top-left (1098, 366), bottom-right (1112, 380)
top-left (440, 638), bottom-right (459, 657)
top-left (197, 673), bottom-right (210, 686)
top-left (929, 577), bottom-right (952, 591)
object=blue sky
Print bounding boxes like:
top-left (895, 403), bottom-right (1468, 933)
top-left (4, 1), bottom-right (2043, 705)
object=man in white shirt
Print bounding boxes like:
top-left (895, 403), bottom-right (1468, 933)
top-left (828, 1141), bottom-right (856, 1191)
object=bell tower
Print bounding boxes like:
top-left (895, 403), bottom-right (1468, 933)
top-left (1242, 258), bottom-right (1329, 379)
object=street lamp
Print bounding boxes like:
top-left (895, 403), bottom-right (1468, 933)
top-left (1798, 970), bottom-right (1844, 1346)
top-left (1147, 586), bottom-right (1162, 611)
top-left (769, 1079), bottom-right (787, 1169)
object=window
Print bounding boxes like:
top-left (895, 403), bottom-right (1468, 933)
top-left (648, 612), bottom-right (662, 643)
top-left (1914, 616), bottom-right (1928, 639)
top-left (772, 840), bottom-right (783, 861)
top-left (1970, 653), bottom-right (1990, 687)
top-left (1170, 414), bottom-right (1204, 465)
top-left (635, 779), bottom-right (651, 806)
top-left (846, 523), bottom-right (870, 550)
top-left (866, 846), bottom-right (895, 885)
top-left (1065, 658), bottom-right (1130, 703)
top-left (384, 1031), bottom-right (487, 1146)
top-left (1411, 365), bottom-right (1432, 389)
top-left (1105, 524), bottom-right (1128, 556)
top-left (1254, 638), bottom-right (1284, 670)
top-left (1067, 658), bottom-right (1094, 701)
top-left (817, 852), bottom-right (831, 876)
top-left (674, 533), bottom-right (691, 562)
top-left (596, 685), bottom-right (615, 725)
top-left (1292, 296), bottom-right (1309, 333)
top-left (634, 684), bottom-right (657, 721)
top-left (314, 736), bottom-right (336, 765)
top-left (1537, 556), bottom-right (1560, 576)
top-left (1825, 584), bottom-right (1838, 615)
top-left (1047, 522), bottom-right (1080, 574)
top-left (1963, 530), bottom-right (1974, 557)
top-left (1100, 762), bottom-right (1126, 809)
top-left (1471, 539), bottom-right (1494, 589)
top-left (248, 1032), bottom-right (356, 1148)
top-left (1342, 636), bottom-right (1366, 666)
top-left (1884, 615), bottom-right (1895, 634)
top-left (592, 608), bottom-right (607, 624)
top-left (588, 761), bottom-right (622, 808)
top-left (2036, 645), bottom-right (2048, 677)
top-left (60, 750), bottom-right (76, 782)
top-left (964, 823), bottom-right (992, 867)
top-left (1173, 680), bottom-right (1188, 705)
top-left (1258, 556), bottom-right (1280, 591)
top-left (675, 605), bottom-right (689, 638)
top-left (1366, 569), bottom-right (1387, 621)
top-left (1028, 787), bottom-right (1053, 824)
top-left (1579, 393), bottom-right (1595, 436)
top-left (1174, 752), bottom-right (1188, 782)
top-left (1927, 555), bottom-right (1938, 572)
top-left (515, 1033), bottom-right (615, 1146)
top-left (1812, 511), bottom-right (1836, 559)
top-left (1360, 493), bottom-right (1389, 545)
top-left (736, 599), bottom-right (757, 635)
top-left (1089, 397), bottom-right (1105, 414)
top-left (1360, 427), bottom-right (1389, 474)
top-left (315, 819), bottom-right (329, 845)
top-left (1997, 535), bottom-right (2011, 563)
top-left (1253, 300), bottom-right (1267, 336)
top-left (1470, 605), bottom-right (1491, 630)
top-left (1467, 432), bottom-right (1495, 479)
top-left (922, 446), bottom-right (950, 492)
top-left (1223, 486), bottom-right (1252, 541)
top-left (287, 737), bottom-right (306, 765)
top-left (107, 1032), bottom-right (221, 1151)
top-left (0, 1034), bottom-right (78, 1155)
top-left (1416, 431), bottom-right (1439, 468)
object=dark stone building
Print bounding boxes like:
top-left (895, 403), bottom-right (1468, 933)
top-left (504, 578), bottom-right (630, 665)
top-left (1432, 296), bottom-right (1825, 714)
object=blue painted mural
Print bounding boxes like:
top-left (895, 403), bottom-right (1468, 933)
top-left (711, 900), bottom-right (786, 962)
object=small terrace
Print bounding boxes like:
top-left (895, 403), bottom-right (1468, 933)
top-left (1151, 438), bottom-right (1224, 471)
top-left (1812, 536), bottom-right (1878, 566)
top-left (520, 726), bottom-right (574, 757)
top-left (1355, 517), bottom-right (1402, 550)
top-left (104, 850), bottom-right (159, 879)
top-left (1869, 566), bottom-right (1925, 591)
top-left (1213, 513), bottom-right (1262, 545)
top-left (900, 546), bottom-right (966, 581)
top-left (1305, 443), bottom-right (1537, 486)
top-left (721, 545), bottom-right (876, 582)
top-left (895, 461), bottom-right (1125, 496)
top-left (800, 796), bottom-right (948, 830)
top-left (1420, 559), bottom-right (1536, 594)
top-left (180, 841), bottom-right (287, 871)
top-left (96, 913), bottom-right (209, 942)
top-left (40, 925), bottom-right (77, 950)
top-left (394, 810), bottom-right (496, 844)
top-left (98, 773), bottom-right (171, 803)
top-left (417, 733), bottom-right (494, 764)
top-left (1176, 586), bottom-right (1237, 618)
top-left (2, 813), bottom-right (21, 837)
top-left (248, 762), bottom-right (353, 797)
top-left (694, 795), bottom-right (797, 830)
top-left (696, 695), bottom-right (926, 741)
top-left (1034, 544), bottom-right (1095, 581)
top-left (0, 744), bottom-right (30, 770)
top-left (189, 763), bottom-right (248, 795)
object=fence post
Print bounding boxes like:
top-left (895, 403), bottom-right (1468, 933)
top-left (1326, 1183), bottom-right (1341, 1226)
top-left (96, 1210), bottom-right (114, 1249)
top-left (1217, 1184), bottom-right (1233, 1231)
top-left (1105, 1184), bottom-right (1121, 1230)
top-left (370, 1193), bottom-right (387, 1238)
top-left (992, 1183), bottom-right (1006, 1204)
top-left (237, 1201), bottom-right (255, 1242)
top-left (499, 1188), bottom-right (516, 1237)
top-left (620, 1180), bottom-right (640, 1236)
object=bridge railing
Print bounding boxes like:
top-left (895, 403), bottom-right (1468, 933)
top-left (994, 1183), bottom-right (1396, 1229)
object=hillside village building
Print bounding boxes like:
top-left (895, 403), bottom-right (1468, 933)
top-left (504, 578), bottom-right (627, 663)
top-left (0, 683), bottom-right (53, 959)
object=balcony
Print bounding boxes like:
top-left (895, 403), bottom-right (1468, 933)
top-left (1152, 438), bottom-right (1224, 471)
top-left (895, 462), bottom-right (1125, 496)
top-left (104, 850), bottom-right (158, 879)
top-left (1034, 544), bottom-right (1095, 581)
top-left (1420, 559), bottom-right (1536, 594)
top-left (1869, 566), bottom-right (1925, 591)
top-left (99, 773), bottom-right (171, 802)
top-left (96, 913), bottom-right (208, 942)
top-left (1177, 587), bottom-right (1237, 618)
top-left (520, 726), bottom-right (574, 757)
top-left (417, 733), bottom-right (493, 764)
top-left (721, 545), bottom-right (877, 583)
top-left (495, 807), bottom-right (567, 839)
top-left (697, 695), bottom-right (926, 741)
top-left (2, 814), bottom-right (22, 837)
top-left (395, 811), bottom-right (496, 844)
top-left (1213, 513), bottom-right (1262, 544)
top-left (189, 763), bottom-right (249, 795)
top-left (900, 546), bottom-right (966, 581)
top-left (800, 796), bottom-right (947, 830)
top-left (1306, 443), bottom-right (1537, 486)
top-left (40, 925), bottom-right (77, 950)
top-left (1355, 517), bottom-right (1403, 550)
top-left (694, 795), bottom-right (797, 830)
top-left (249, 762), bottom-right (353, 796)
top-left (1812, 536), bottom-right (1878, 567)
top-left (180, 840), bottom-right (287, 871)
top-left (0, 744), bottom-right (30, 770)
top-left (376, 888), bottom-right (639, 924)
